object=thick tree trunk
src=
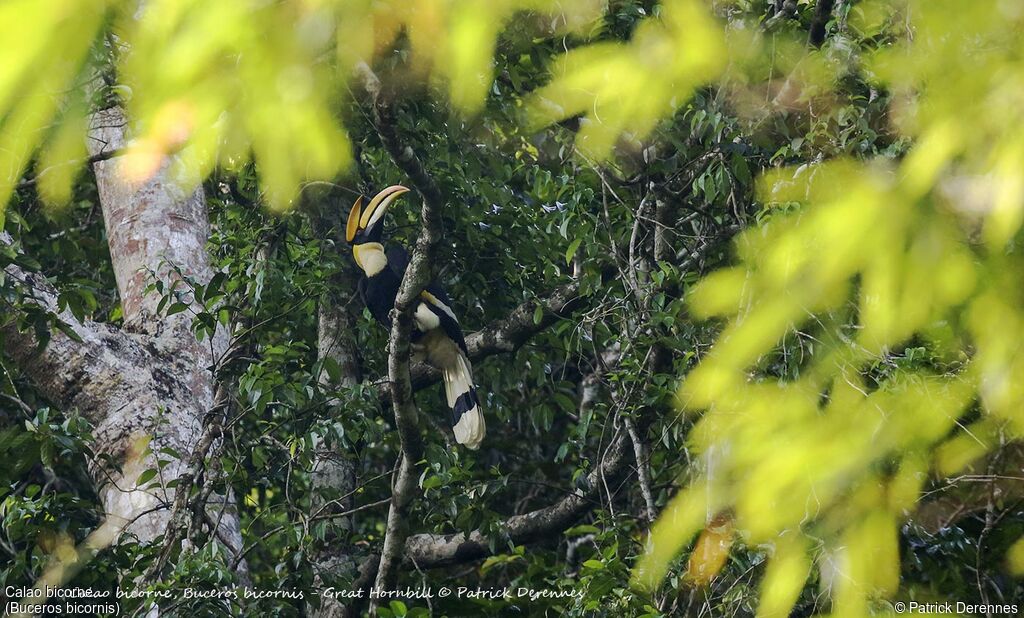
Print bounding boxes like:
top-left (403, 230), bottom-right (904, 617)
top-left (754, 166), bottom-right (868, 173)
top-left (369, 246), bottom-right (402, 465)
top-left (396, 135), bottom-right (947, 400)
top-left (3, 107), bottom-right (243, 564)
top-left (309, 282), bottom-right (361, 618)
top-left (84, 106), bottom-right (240, 548)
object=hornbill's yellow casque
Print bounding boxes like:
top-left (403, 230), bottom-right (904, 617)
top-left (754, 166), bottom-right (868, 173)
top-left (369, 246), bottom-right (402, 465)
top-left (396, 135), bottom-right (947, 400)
top-left (346, 185), bottom-right (485, 449)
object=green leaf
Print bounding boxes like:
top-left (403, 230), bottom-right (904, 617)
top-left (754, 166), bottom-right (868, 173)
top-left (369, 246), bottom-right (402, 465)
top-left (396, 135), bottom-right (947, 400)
top-left (205, 272), bottom-right (226, 301)
top-left (565, 237), bottom-right (583, 265)
top-left (136, 468), bottom-right (158, 486)
top-left (324, 357), bottom-right (341, 383)
top-left (159, 446), bottom-right (182, 459)
top-left (166, 302), bottom-right (189, 316)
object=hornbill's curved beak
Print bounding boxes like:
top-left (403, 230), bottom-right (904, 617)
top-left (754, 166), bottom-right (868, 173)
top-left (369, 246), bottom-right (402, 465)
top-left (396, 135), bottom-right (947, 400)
top-left (346, 196), bottom-right (363, 243)
top-left (346, 185), bottom-right (410, 243)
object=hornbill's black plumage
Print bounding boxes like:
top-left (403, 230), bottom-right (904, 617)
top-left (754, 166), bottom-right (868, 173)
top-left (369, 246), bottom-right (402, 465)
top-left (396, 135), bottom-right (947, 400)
top-left (345, 185), bottom-right (485, 449)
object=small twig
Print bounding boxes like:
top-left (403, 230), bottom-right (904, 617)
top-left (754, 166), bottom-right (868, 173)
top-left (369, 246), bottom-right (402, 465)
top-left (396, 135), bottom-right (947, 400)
top-left (15, 148), bottom-right (123, 191)
top-left (0, 392), bottom-right (34, 416)
top-left (230, 498), bottom-right (390, 571)
top-left (624, 416), bottom-right (658, 523)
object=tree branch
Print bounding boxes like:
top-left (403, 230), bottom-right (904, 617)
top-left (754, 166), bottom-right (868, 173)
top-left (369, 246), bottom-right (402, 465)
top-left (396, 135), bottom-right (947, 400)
top-left (625, 416), bottom-right (657, 523)
top-left (355, 64), bottom-right (446, 212)
top-left (407, 429), bottom-right (630, 567)
top-left (356, 61), bottom-right (446, 609)
top-left (407, 278), bottom-right (584, 390)
top-left (344, 365), bottom-right (629, 602)
top-left (14, 148), bottom-right (123, 191)
top-left (310, 278), bottom-right (363, 617)
top-left (346, 439), bottom-right (630, 612)
top-left (347, 429), bottom-right (631, 577)
top-left (143, 338), bottom-right (248, 582)
top-left (913, 442), bottom-right (1024, 534)
top-left (1, 233), bottom-right (156, 424)
top-left (808, 0), bottom-right (836, 47)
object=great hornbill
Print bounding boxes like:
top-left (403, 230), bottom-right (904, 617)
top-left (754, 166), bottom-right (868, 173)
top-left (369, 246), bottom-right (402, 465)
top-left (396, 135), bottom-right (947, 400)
top-left (345, 185), bottom-right (485, 449)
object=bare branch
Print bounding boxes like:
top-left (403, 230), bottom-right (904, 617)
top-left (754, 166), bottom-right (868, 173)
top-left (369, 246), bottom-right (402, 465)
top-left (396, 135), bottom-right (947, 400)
top-left (143, 343), bottom-right (244, 582)
top-left (355, 61), bottom-right (446, 607)
top-left (407, 429), bottom-right (630, 568)
top-left (346, 435), bottom-right (630, 601)
top-left (625, 416), bottom-right (657, 523)
top-left (913, 442), bottom-right (1024, 534)
top-left (407, 278), bottom-right (584, 390)
top-left (809, 0), bottom-right (836, 47)
top-left (1, 232), bottom-right (156, 421)
top-left (14, 148), bottom-right (123, 191)
top-left (309, 268), bottom-right (363, 617)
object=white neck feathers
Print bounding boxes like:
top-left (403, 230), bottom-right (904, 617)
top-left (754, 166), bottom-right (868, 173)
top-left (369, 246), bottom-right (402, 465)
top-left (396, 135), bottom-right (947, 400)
top-left (353, 243), bottom-right (386, 276)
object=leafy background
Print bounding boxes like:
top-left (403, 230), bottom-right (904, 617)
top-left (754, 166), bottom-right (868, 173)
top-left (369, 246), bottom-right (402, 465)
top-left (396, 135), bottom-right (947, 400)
top-left (3, 0), bottom-right (1024, 616)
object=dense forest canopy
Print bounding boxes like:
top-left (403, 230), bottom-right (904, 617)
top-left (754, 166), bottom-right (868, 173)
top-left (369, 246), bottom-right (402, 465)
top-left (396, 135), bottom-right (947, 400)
top-left (1, 1), bottom-right (1023, 616)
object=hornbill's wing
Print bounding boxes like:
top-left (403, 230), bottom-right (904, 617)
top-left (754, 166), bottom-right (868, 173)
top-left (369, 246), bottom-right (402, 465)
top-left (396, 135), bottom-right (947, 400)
top-left (420, 285), bottom-right (468, 354)
top-left (358, 274), bottom-right (393, 327)
top-left (386, 245), bottom-right (468, 353)
top-left (385, 245), bottom-right (410, 278)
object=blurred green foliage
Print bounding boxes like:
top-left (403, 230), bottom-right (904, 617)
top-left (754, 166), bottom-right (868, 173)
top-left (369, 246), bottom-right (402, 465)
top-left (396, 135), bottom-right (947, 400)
top-left (633, 1), bottom-right (1024, 616)
top-left (0, 0), bottom-right (612, 214)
